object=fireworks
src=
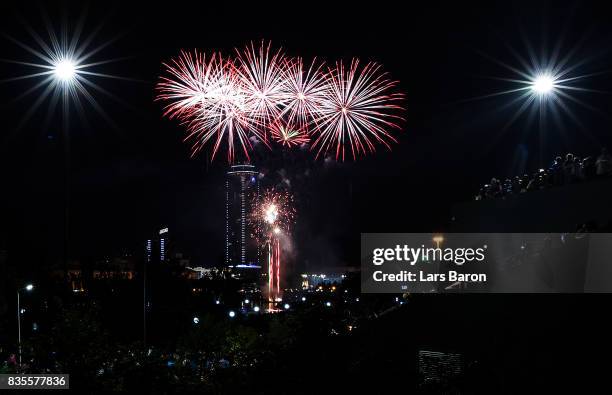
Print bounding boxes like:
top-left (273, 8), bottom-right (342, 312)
top-left (248, 188), bottom-right (296, 303)
top-left (233, 41), bottom-right (288, 128)
top-left (279, 57), bottom-right (328, 130)
top-left (250, 189), bottom-right (295, 243)
top-left (156, 41), bottom-right (404, 162)
top-left (156, 50), bottom-right (218, 120)
top-left (312, 59), bottom-right (405, 160)
top-left (156, 51), bottom-right (263, 161)
top-left (269, 119), bottom-right (310, 147)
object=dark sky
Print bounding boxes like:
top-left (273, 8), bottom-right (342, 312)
top-left (1, 1), bottom-right (612, 271)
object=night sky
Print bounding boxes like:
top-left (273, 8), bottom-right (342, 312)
top-left (1, 1), bottom-right (612, 272)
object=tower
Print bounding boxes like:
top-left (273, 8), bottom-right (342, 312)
top-left (225, 164), bottom-right (259, 267)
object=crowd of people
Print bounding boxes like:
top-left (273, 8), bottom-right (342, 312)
top-left (476, 148), bottom-right (612, 200)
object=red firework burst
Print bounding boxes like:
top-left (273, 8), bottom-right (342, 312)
top-left (157, 51), bottom-right (264, 161)
top-left (311, 59), bottom-right (404, 160)
top-left (249, 189), bottom-right (295, 244)
top-left (156, 50), bottom-right (218, 120)
top-left (156, 43), bottom-right (405, 162)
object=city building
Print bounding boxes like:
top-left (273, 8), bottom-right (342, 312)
top-left (225, 164), bottom-right (260, 267)
top-left (145, 227), bottom-right (170, 265)
top-left (418, 350), bottom-right (463, 383)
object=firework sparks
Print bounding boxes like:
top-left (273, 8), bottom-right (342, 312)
top-left (250, 189), bottom-right (295, 303)
top-left (157, 51), bottom-right (264, 161)
top-left (233, 40), bottom-right (289, 129)
top-left (156, 50), bottom-right (219, 120)
top-left (269, 119), bottom-right (310, 147)
top-left (312, 59), bottom-right (404, 160)
top-left (156, 42), bottom-right (405, 162)
top-left (250, 189), bottom-right (295, 243)
top-left (279, 57), bottom-right (328, 130)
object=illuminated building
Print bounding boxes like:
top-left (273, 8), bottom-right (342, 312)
top-left (418, 350), bottom-right (463, 383)
top-left (225, 164), bottom-right (260, 267)
top-left (145, 227), bottom-right (170, 265)
top-left (159, 227), bottom-right (168, 262)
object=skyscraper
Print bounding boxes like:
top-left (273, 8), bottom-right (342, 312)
top-left (159, 227), bottom-right (168, 262)
top-left (145, 227), bottom-right (169, 265)
top-left (225, 164), bottom-right (259, 267)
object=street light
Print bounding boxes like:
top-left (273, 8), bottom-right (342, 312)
top-left (17, 283), bottom-right (34, 372)
top-left (53, 58), bottom-right (77, 83)
top-left (433, 235), bottom-right (444, 248)
top-left (531, 74), bottom-right (556, 96)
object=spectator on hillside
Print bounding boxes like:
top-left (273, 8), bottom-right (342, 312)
top-left (503, 178), bottom-right (513, 195)
top-left (581, 156), bottom-right (596, 180)
top-left (574, 156), bottom-right (583, 180)
top-left (512, 176), bottom-right (522, 194)
top-left (526, 172), bottom-right (538, 191)
top-left (486, 178), bottom-right (502, 198)
top-left (520, 174), bottom-right (530, 193)
top-left (563, 153), bottom-right (578, 183)
top-left (550, 156), bottom-right (564, 186)
top-left (476, 148), bottom-right (612, 201)
top-left (596, 148), bottom-right (612, 176)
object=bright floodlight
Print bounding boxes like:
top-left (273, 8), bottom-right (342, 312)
top-left (54, 59), bottom-right (76, 82)
top-left (531, 75), bottom-right (554, 95)
top-left (25, 284), bottom-right (34, 291)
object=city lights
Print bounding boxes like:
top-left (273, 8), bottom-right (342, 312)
top-left (228, 310), bottom-right (236, 318)
top-left (432, 235), bottom-right (444, 246)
